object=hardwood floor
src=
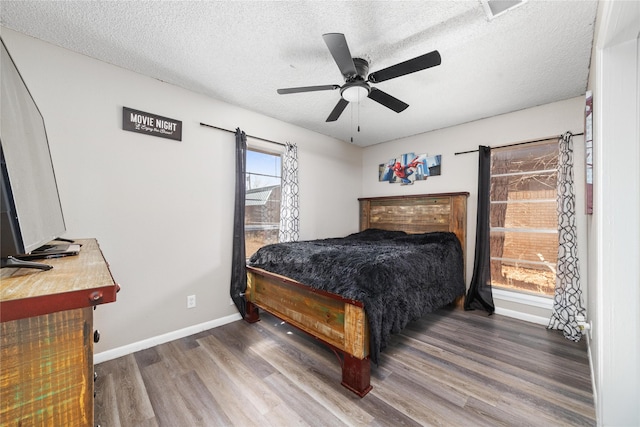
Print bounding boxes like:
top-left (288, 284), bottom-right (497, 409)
top-left (95, 307), bottom-right (596, 426)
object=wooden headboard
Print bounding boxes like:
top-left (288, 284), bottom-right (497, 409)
top-left (358, 192), bottom-right (470, 259)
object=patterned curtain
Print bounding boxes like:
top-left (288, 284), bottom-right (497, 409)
top-left (279, 143), bottom-right (299, 243)
top-left (230, 128), bottom-right (247, 318)
top-left (548, 132), bottom-right (585, 341)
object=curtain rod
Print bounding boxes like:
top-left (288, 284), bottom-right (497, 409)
top-left (200, 122), bottom-right (286, 147)
top-left (454, 132), bottom-right (585, 155)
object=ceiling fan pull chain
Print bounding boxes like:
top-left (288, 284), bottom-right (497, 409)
top-left (350, 102), bottom-right (354, 143)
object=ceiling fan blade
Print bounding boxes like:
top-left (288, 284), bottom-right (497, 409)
top-left (326, 98), bottom-right (349, 122)
top-left (277, 85), bottom-right (340, 94)
top-left (368, 50), bottom-right (441, 83)
top-left (367, 88), bottom-right (409, 113)
top-left (322, 33), bottom-right (357, 77)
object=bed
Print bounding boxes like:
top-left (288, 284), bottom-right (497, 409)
top-left (244, 192), bottom-right (469, 397)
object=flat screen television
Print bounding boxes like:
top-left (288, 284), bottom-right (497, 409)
top-left (1, 37), bottom-right (67, 269)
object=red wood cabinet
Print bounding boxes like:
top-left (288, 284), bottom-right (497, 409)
top-left (0, 239), bottom-right (118, 426)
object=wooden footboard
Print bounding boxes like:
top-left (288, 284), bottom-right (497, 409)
top-left (244, 192), bottom-right (468, 397)
top-left (245, 265), bottom-right (372, 396)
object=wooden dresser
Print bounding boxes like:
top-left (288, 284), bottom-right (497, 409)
top-left (0, 239), bottom-right (118, 426)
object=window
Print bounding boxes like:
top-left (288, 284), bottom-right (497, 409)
top-left (490, 140), bottom-right (558, 296)
top-left (245, 148), bottom-right (281, 258)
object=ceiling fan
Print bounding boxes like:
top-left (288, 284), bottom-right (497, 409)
top-left (277, 33), bottom-right (441, 122)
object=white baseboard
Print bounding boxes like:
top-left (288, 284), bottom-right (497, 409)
top-left (585, 334), bottom-right (598, 420)
top-left (492, 288), bottom-right (552, 325)
top-left (492, 288), bottom-right (553, 310)
top-left (494, 306), bottom-right (549, 325)
top-left (94, 313), bottom-right (242, 365)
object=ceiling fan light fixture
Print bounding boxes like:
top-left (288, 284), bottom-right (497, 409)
top-left (341, 84), bottom-right (369, 103)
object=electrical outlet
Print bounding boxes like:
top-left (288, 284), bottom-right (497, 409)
top-left (187, 295), bottom-right (196, 309)
top-left (576, 315), bottom-right (592, 338)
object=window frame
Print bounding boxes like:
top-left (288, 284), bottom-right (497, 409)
top-left (489, 139), bottom-right (559, 298)
top-left (244, 143), bottom-right (284, 259)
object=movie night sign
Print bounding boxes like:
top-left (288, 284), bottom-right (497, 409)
top-left (123, 107), bottom-right (182, 141)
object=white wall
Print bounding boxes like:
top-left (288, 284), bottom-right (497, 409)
top-left (362, 97), bottom-right (588, 321)
top-left (589, 1), bottom-right (640, 425)
top-left (1, 28), bottom-right (362, 358)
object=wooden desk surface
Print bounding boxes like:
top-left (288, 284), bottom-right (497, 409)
top-left (0, 238), bottom-right (118, 322)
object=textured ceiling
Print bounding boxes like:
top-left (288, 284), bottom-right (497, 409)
top-left (0, 1), bottom-right (598, 147)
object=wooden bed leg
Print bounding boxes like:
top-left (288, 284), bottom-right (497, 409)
top-left (341, 353), bottom-right (372, 397)
top-left (244, 301), bottom-right (260, 323)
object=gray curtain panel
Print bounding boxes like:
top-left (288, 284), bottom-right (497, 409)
top-left (464, 145), bottom-right (495, 313)
top-left (230, 128), bottom-right (247, 318)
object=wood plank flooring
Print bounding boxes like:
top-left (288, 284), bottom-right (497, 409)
top-left (95, 307), bottom-right (596, 426)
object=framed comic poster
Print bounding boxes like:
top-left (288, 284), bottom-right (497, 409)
top-left (379, 152), bottom-right (441, 185)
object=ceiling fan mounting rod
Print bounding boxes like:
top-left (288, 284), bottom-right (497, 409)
top-left (342, 59), bottom-right (370, 102)
top-left (349, 58), bottom-right (369, 81)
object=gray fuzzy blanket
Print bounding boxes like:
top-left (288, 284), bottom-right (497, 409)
top-left (247, 229), bottom-right (465, 364)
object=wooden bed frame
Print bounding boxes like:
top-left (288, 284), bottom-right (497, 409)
top-left (244, 192), bottom-right (469, 397)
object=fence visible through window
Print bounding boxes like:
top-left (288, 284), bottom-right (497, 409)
top-left (490, 140), bottom-right (558, 296)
